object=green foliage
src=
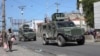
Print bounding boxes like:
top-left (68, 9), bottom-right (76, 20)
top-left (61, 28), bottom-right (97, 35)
top-left (81, 0), bottom-right (100, 27)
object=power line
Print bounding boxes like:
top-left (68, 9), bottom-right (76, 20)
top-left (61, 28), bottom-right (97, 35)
top-left (12, 0), bottom-right (34, 8)
top-left (55, 2), bottom-right (60, 13)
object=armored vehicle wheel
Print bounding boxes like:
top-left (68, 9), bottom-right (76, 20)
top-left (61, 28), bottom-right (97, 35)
top-left (43, 35), bottom-right (49, 45)
top-left (21, 38), bottom-right (26, 42)
top-left (28, 39), bottom-right (31, 41)
top-left (19, 35), bottom-right (22, 41)
top-left (19, 38), bottom-right (21, 41)
top-left (57, 35), bottom-right (65, 47)
top-left (33, 36), bottom-right (36, 41)
top-left (77, 36), bottom-right (85, 45)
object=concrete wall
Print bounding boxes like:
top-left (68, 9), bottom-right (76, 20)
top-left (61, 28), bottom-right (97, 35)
top-left (94, 1), bottom-right (100, 29)
top-left (25, 20), bottom-right (44, 32)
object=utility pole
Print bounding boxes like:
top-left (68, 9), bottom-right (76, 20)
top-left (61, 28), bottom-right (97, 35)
top-left (78, 0), bottom-right (83, 28)
top-left (18, 6), bottom-right (26, 24)
top-left (2, 0), bottom-right (6, 47)
top-left (46, 0), bottom-right (48, 16)
top-left (45, 0), bottom-right (49, 23)
top-left (55, 2), bottom-right (60, 13)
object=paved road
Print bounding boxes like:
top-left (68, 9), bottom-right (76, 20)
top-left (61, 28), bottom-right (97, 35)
top-left (0, 45), bottom-right (43, 56)
top-left (18, 37), bottom-right (100, 56)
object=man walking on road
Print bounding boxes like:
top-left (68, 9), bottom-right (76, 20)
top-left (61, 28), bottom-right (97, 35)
top-left (7, 28), bottom-right (14, 52)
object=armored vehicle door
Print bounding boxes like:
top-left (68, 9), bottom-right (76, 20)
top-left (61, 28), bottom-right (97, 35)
top-left (47, 23), bottom-right (54, 38)
top-left (41, 24), bottom-right (49, 37)
top-left (51, 22), bottom-right (57, 38)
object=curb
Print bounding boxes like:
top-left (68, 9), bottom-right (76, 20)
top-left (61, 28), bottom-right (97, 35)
top-left (84, 35), bottom-right (95, 43)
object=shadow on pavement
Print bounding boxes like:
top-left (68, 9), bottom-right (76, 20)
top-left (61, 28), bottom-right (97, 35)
top-left (12, 49), bottom-right (18, 51)
top-left (6, 49), bottom-right (18, 52)
top-left (46, 42), bottom-right (82, 47)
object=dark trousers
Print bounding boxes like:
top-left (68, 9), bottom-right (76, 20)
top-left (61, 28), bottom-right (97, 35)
top-left (8, 41), bottom-right (12, 51)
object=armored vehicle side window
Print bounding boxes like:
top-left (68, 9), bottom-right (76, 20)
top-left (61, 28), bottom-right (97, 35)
top-left (24, 30), bottom-right (28, 32)
top-left (48, 24), bottom-right (52, 30)
top-left (28, 29), bottom-right (33, 32)
top-left (23, 24), bottom-right (29, 29)
top-left (52, 23), bottom-right (56, 28)
top-left (23, 29), bottom-right (33, 32)
top-left (57, 21), bottom-right (75, 28)
top-left (52, 13), bottom-right (65, 21)
top-left (68, 22), bottom-right (75, 27)
top-left (43, 25), bottom-right (46, 30)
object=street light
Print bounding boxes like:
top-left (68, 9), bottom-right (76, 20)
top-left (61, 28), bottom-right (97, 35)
top-left (18, 6), bottom-right (26, 25)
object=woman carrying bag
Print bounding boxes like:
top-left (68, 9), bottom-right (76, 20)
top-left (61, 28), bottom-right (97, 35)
top-left (7, 28), bottom-right (15, 52)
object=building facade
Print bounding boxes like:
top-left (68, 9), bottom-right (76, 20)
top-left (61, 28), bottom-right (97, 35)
top-left (65, 12), bottom-right (87, 30)
top-left (25, 20), bottom-right (44, 32)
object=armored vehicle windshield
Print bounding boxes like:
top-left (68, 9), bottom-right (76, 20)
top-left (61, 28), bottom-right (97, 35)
top-left (24, 29), bottom-right (33, 32)
top-left (57, 21), bottom-right (75, 28)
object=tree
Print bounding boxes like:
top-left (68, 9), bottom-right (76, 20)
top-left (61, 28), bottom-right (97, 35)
top-left (77, 0), bottom-right (100, 28)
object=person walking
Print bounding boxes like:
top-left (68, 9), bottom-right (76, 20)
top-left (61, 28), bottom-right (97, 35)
top-left (7, 28), bottom-right (13, 52)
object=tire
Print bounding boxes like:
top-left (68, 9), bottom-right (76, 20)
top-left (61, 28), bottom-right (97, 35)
top-left (19, 35), bottom-right (21, 41)
top-left (77, 36), bottom-right (85, 45)
top-left (42, 35), bottom-right (49, 45)
top-left (21, 37), bottom-right (26, 42)
top-left (28, 39), bottom-right (31, 41)
top-left (33, 36), bottom-right (36, 41)
top-left (19, 35), bottom-right (23, 41)
top-left (57, 35), bottom-right (65, 47)
top-left (19, 38), bottom-right (21, 41)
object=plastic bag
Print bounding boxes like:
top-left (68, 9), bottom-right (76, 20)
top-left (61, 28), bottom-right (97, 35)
top-left (11, 35), bottom-right (16, 42)
top-left (3, 42), bottom-right (8, 49)
top-left (11, 38), bottom-right (16, 42)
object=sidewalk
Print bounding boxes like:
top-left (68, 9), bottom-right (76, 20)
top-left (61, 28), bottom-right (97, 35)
top-left (0, 45), bottom-right (43, 56)
top-left (85, 35), bottom-right (100, 43)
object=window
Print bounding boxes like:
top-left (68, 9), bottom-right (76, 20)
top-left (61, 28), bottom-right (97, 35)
top-left (43, 25), bottom-right (46, 30)
top-left (24, 29), bottom-right (33, 32)
top-left (57, 21), bottom-right (75, 28)
top-left (48, 24), bottom-right (52, 30)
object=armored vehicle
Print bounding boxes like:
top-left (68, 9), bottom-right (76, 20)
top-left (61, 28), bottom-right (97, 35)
top-left (40, 13), bottom-right (85, 46)
top-left (19, 24), bottom-right (36, 41)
